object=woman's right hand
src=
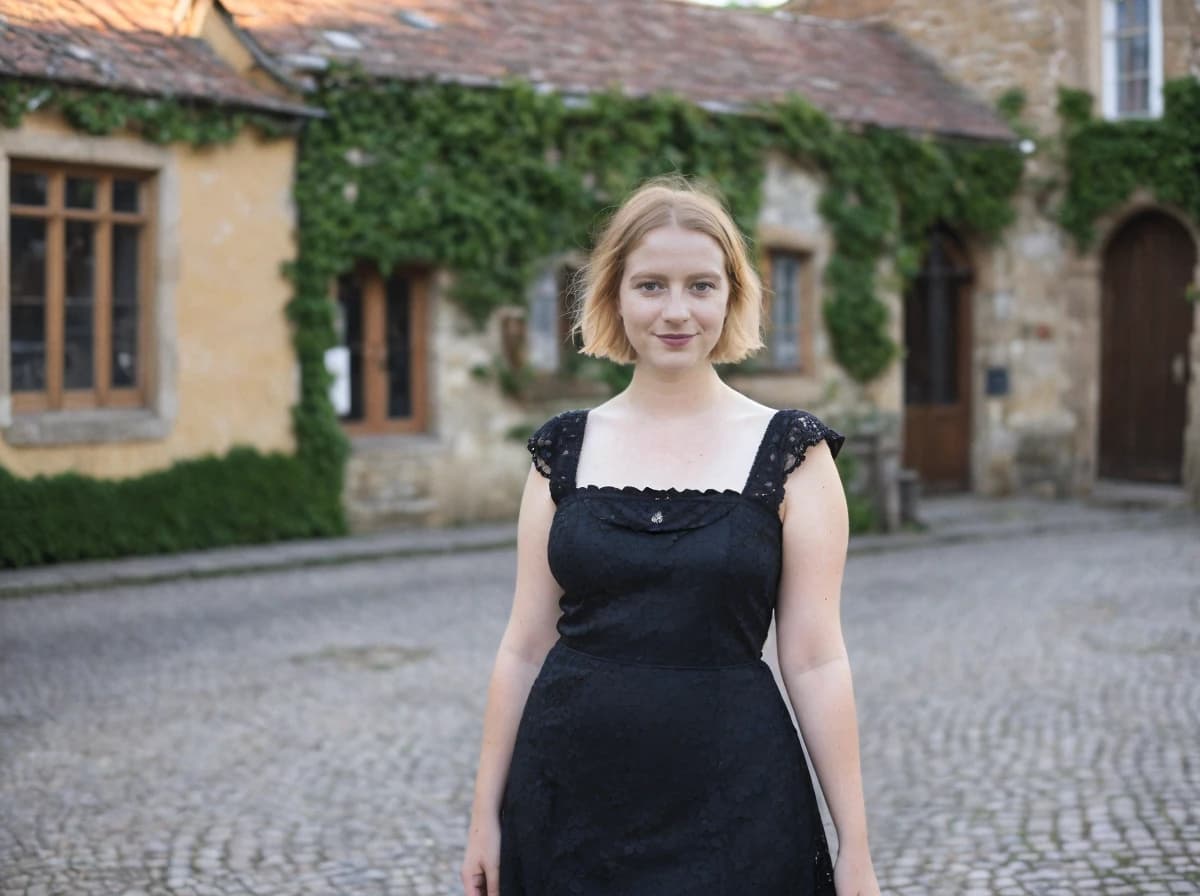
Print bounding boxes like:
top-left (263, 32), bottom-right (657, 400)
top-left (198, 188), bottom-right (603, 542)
top-left (460, 813), bottom-right (502, 896)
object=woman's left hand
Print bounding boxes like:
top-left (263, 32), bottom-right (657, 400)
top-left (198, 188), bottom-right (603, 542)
top-left (834, 845), bottom-right (881, 896)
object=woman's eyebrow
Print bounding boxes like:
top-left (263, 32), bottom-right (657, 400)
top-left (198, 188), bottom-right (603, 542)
top-left (627, 269), bottom-right (723, 280)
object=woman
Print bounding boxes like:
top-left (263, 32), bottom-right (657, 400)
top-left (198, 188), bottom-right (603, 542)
top-left (462, 176), bottom-right (880, 896)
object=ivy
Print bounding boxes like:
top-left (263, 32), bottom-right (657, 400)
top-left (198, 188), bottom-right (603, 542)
top-left (0, 79), bottom-right (297, 142)
top-left (1057, 77), bottom-right (1200, 247)
top-left (295, 64), bottom-right (1022, 388)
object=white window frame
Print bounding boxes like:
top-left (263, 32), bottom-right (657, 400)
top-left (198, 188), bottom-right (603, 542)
top-left (1101, 0), bottom-right (1164, 120)
top-left (1, 127), bottom-right (179, 444)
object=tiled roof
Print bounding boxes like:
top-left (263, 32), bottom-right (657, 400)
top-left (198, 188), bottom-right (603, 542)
top-left (0, 0), bottom-right (316, 117)
top-left (218, 0), bottom-right (1014, 140)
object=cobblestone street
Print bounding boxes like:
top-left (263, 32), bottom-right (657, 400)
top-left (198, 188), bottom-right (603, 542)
top-left (1, 511), bottom-right (1198, 895)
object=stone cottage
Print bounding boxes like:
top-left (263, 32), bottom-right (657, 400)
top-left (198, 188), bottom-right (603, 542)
top-left (787, 0), bottom-right (1200, 504)
top-left (199, 0), bottom-right (1024, 529)
top-left (0, 2), bottom-right (312, 479)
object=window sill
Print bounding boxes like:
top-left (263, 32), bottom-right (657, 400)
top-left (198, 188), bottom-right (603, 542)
top-left (3, 408), bottom-right (170, 446)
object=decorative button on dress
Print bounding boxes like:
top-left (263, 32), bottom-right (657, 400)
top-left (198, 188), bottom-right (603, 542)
top-left (499, 407), bottom-right (845, 896)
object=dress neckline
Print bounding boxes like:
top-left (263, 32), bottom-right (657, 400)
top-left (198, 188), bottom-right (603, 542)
top-left (570, 407), bottom-right (785, 499)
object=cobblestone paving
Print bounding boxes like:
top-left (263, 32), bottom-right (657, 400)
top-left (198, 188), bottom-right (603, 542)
top-left (1, 514), bottom-right (1197, 895)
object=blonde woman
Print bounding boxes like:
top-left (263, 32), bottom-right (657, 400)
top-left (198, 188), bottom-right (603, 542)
top-left (462, 176), bottom-right (880, 896)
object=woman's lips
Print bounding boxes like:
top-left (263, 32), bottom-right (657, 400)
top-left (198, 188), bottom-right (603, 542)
top-left (657, 334), bottom-right (695, 346)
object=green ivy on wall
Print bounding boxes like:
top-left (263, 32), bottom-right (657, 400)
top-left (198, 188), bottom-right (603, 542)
top-left (0, 81), bottom-right (296, 142)
top-left (1057, 77), bottom-right (1200, 247)
top-left (297, 65), bottom-right (1023, 389)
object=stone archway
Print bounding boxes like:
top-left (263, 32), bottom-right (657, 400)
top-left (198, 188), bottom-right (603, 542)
top-left (1098, 209), bottom-right (1197, 482)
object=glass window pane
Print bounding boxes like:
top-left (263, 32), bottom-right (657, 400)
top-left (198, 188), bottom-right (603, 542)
top-left (769, 253), bottom-right (801, 367)
top-left (10, 217), bottom-right (47, 391)
top-left (1120, 76), bottom-right (1150, 115)
top-left (386, 273), bottom-right (413, 419)
top-left (65, 176), bottom-right (97, 210)
top-left (111, 224), bottom-right (140, 388)
top-left (336, 273), bottom-right (364, 422)
top-left (113, 178), bottom-right (140, 213)
top-left (1118, 33), bottom-right (1149, 79)
top-left (1117, 0), bottom-right (1149, 30)
top-left (10, 171), bottom-right (48, 206)
top-left (64, 220), bottom-right (95, 389)
top-left (527, 267), bottom-right (559, 371)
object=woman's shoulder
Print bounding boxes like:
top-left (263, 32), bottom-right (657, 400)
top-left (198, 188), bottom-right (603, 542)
top-left (773, 407), bottom-right (846, 464)
top-left (525, 408), bottom-right (589, 478)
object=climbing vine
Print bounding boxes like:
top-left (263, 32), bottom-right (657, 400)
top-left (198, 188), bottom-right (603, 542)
top-left (296, 64), bottom-right (1023, 387)
top-left (0, 80), bottom-right (296, 142)
top-left (1057, 77), bottom-right (1200, 247)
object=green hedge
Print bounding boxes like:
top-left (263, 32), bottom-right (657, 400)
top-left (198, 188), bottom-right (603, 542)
top-left (0, 447), bottom-right (342, 568)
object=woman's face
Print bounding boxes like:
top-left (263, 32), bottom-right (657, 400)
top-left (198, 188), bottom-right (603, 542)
top-left (617, 224), bottom-right (730, 367)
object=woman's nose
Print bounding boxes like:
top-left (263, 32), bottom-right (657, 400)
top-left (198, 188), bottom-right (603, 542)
top-left (662, 287), bottom-right (690, 321)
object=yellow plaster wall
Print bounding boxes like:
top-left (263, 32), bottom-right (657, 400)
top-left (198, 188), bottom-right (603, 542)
top-left (0, 112), bottom-right (298, 479)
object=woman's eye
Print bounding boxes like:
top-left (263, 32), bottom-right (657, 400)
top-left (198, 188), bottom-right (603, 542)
top-left (636, 281), bottom-right (662, 292)
top-left (693, 281), bottom-right (716, 293)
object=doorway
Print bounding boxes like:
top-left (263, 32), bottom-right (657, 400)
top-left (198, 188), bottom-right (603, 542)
top-left (1099, 210), bottom-right (1196, 482)
top-left (902, 228), bottom-right (974, 493)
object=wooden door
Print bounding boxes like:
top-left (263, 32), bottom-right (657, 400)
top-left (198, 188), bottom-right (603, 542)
top-left (1099, 211), bottom-right (1196, 482)
top-left (903, 229), bottom-right (974, 493)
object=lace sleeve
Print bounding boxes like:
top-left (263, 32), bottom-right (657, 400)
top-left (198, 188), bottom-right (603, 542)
top-left (526, 414), bottom-right (560, 480)
top-left (781, 410), bottom-right (845, 477)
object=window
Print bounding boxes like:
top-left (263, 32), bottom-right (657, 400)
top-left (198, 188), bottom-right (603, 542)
top-left (330, 263), bottom-right (428, 434)
top-left (765, 249), bottom-right (811, 371)
top-left (527, 262), bottom-right (582, 373)
top-left (8, 162), bottom-right (151, 413)
top-left (1102, 0), bottom-right (1163, 119)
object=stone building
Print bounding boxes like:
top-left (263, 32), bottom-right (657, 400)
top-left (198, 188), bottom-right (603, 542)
top-left (0, 1), bottom-right (312, 480)
top-left (201, 0), bottom-right (1019, 529)
top-left (787, 0), bottom-right (1200, 504)
top-left (4, 0), bottom-right (1196, 558)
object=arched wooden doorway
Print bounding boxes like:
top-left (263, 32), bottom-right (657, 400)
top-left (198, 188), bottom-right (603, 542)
top-left (1099, 210), bottom-right (1197, 482)
top-left (902, 228), bottom-right (974, 493)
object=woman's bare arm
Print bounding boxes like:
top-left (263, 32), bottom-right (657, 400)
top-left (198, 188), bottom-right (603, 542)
top-left (773, 440), bottom-right (873, 861)
top-left (461, 464), bottom-right (564, 894)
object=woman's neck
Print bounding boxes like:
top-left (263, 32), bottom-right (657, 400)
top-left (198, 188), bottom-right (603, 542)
top-left (615, 362), bottom-right (732, 420)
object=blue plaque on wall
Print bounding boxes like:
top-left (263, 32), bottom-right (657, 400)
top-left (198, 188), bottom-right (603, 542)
top-left (985, 366), bottom-right (1009, 396)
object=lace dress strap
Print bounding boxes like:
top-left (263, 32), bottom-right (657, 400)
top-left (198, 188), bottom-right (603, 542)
top-left (526, 409), bottom-right (588, 504)
top-left (742, 409), bottom-right (846, 513)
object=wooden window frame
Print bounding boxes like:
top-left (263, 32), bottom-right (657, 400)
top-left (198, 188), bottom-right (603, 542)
top-left (8, 161), bottom-right (154, 415)
top-left (1101, 0), bottom-right (1163, 120)
top-left (760, 246), bottom-right (816, 375)
top-left (330, 262), bottom-right (429, 436)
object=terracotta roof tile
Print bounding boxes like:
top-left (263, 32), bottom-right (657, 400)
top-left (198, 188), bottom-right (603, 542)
top-left (219, 0), bottom-right (1013, 140)
top-left (0, 0), bottom-right (1012, 140)
top-left (0, 0), bottom-right (316, 117)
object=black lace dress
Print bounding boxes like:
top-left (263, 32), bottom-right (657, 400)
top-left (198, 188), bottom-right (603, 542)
top-left (499, 407), bottom-right (844, 895)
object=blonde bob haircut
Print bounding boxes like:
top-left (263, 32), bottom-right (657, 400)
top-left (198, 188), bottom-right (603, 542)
top-left (572, 175), bottom-right (765, 365)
